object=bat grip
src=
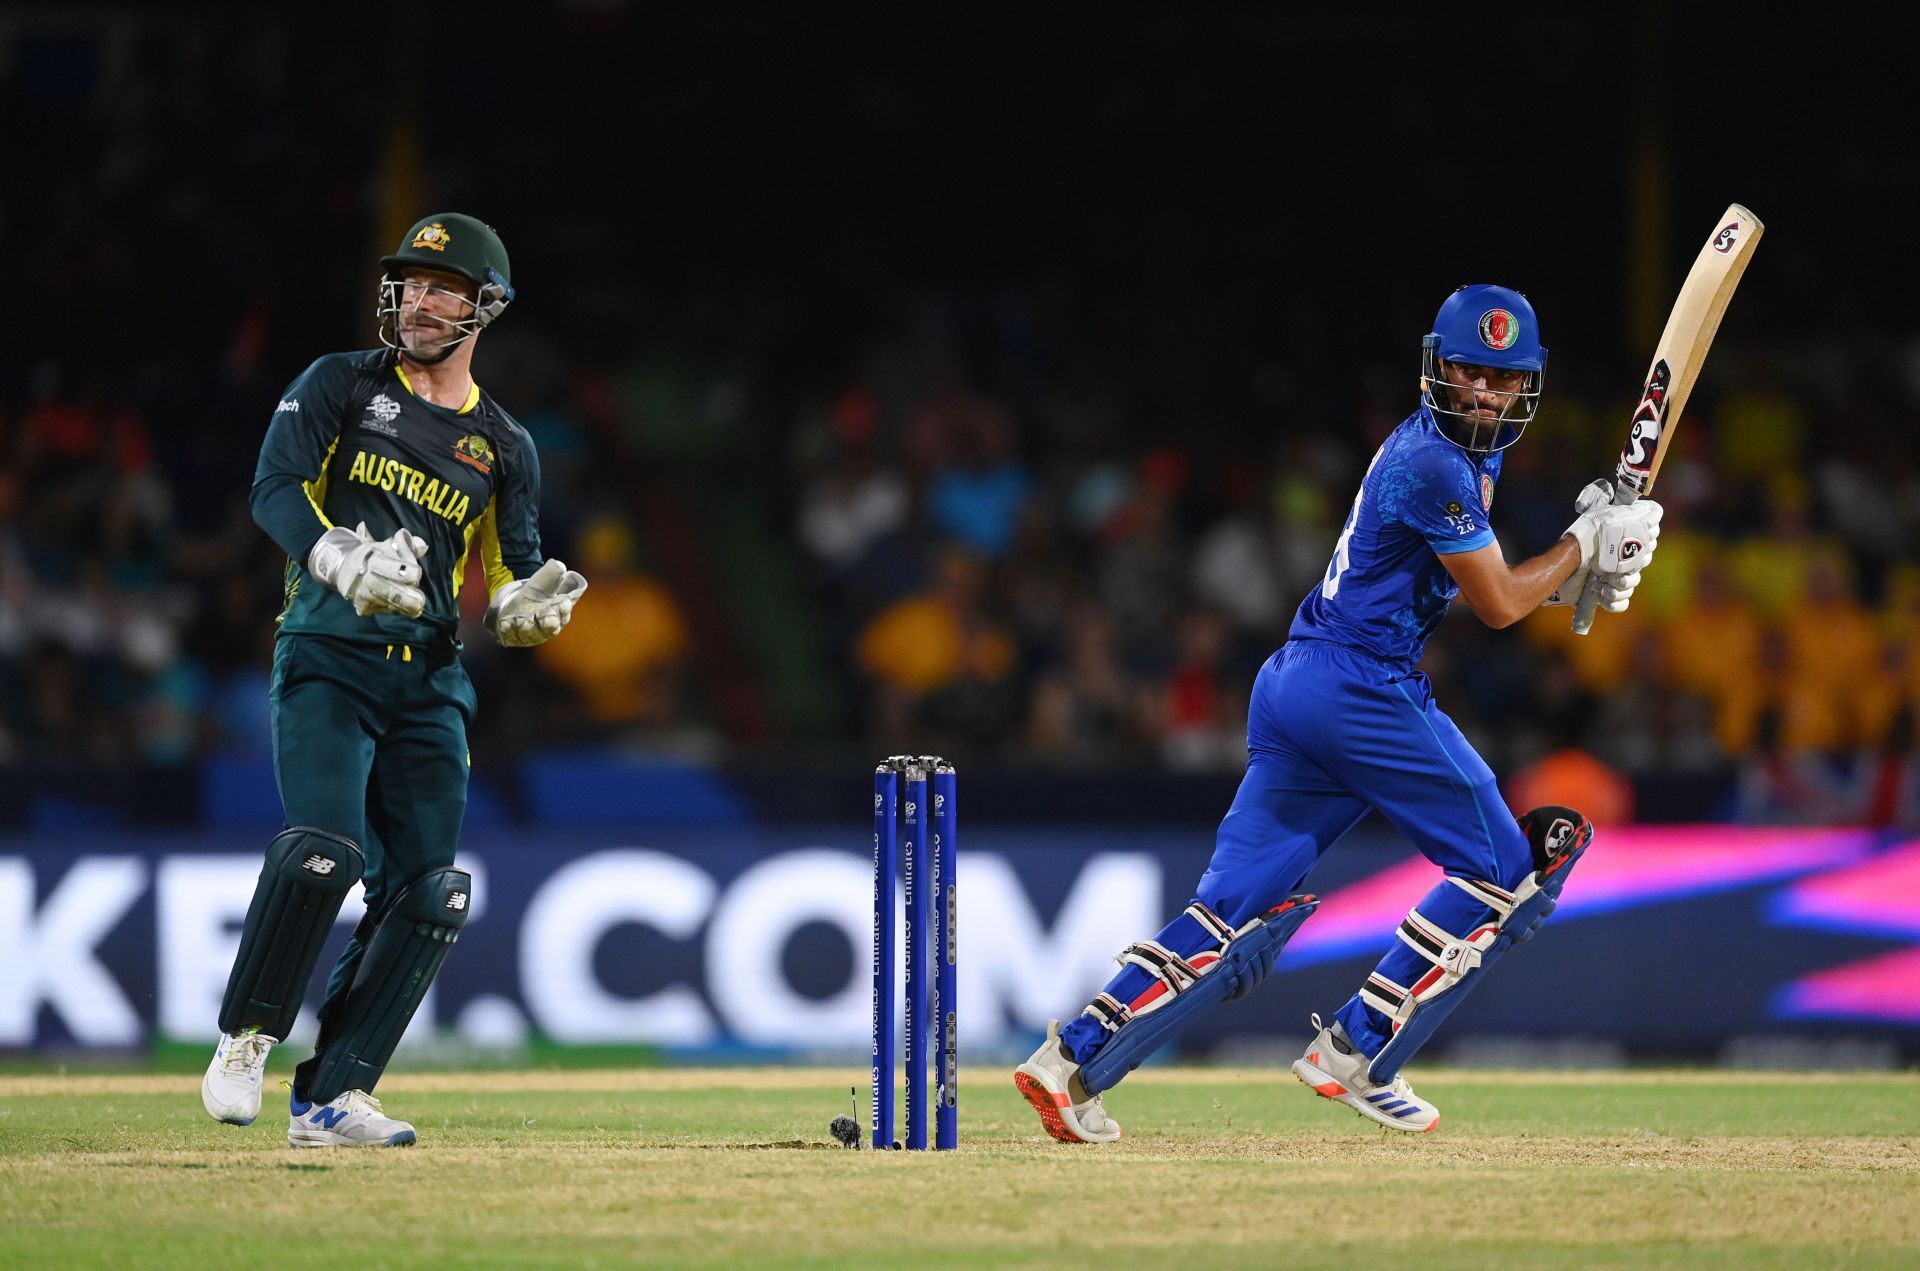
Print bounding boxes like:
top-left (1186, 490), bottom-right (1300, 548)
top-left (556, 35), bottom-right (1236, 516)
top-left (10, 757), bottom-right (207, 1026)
top-left (1570, 480), bottom-right (1639, 635)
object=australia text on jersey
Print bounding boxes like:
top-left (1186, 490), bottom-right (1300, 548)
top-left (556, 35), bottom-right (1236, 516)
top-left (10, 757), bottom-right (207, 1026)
top-left (345, 450), bottom-right (473, 524)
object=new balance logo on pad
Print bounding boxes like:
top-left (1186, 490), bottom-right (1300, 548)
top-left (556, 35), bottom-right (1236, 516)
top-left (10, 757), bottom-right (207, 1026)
top-left (446, 892), bottom-right (468, 911)
top-left (301, 855), bottom-right (337, 876)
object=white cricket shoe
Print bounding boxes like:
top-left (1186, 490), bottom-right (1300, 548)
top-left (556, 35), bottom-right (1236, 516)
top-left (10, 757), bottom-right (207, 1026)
top-left (1291, 1013), bottom-right (1440, 1133)
top-left (201, 1029), bottom-right (275, 1125)
top-left (288, 1088), bottom-right (417, 1148)
top-left (1013, 1020), bottom-right (1123, 1144)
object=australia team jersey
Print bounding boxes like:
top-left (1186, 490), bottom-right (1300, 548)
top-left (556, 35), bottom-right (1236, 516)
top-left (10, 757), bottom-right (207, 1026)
top-left (252, 349), bottom-right (544, 647)
top-left (1289, 404), bottom-right (1503, 671)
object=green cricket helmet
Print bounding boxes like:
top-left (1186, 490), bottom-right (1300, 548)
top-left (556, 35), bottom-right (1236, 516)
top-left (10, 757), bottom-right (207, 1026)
top-left (376, 213), bottom-right (515, 363)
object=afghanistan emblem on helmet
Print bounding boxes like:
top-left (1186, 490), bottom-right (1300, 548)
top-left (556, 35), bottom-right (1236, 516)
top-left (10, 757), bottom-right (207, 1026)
top-left (411, 221), bottom-right (453, 253)
top-left (452, 434), bottom-right (494, 474)
top-left (1478, 308), bottom-right (1518, 351)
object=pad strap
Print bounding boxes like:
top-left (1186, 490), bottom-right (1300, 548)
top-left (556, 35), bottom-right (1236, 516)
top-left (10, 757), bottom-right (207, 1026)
top-left (1085, 992), bottom-right (1130, 1035)
top-left (1360, 972), bottom-right (1412, 1024)
top-left (1078, 895), bottom-right (1318, 1095)
top-left (1118, 939), bottom-right (1203, 994)
top-left (1110, 902), bottom-right (1240, 1017)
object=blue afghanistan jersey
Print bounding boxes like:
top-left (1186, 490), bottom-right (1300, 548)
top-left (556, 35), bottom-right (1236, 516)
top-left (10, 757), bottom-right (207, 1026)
top-left (1289, 404), bottom-right (1503, 672)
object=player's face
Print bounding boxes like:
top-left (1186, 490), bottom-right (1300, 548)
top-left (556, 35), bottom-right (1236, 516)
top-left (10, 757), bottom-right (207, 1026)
top-left (397, 268), bottom-right (478, 354)
top-left (1439, 360), bottom-right (1529, 423)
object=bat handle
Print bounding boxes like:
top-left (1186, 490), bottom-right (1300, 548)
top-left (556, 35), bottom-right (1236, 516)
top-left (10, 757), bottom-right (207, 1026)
top-left (1570, 480), bottom-right (1639, 636)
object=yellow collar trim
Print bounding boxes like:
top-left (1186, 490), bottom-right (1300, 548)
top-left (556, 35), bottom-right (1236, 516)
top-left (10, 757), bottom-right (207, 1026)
top-left (394, 366), bottom-right (481, 415)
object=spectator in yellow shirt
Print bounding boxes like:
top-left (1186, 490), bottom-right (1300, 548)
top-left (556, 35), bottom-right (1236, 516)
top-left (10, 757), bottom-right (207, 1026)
top-left (535, 517), bottom-right (689, 729)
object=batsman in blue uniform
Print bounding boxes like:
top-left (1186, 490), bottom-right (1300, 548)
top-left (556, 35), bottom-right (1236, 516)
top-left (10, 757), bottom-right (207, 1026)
top-left (200, 214), bottom-right (589, 1146)
top-left (1017, 286), bottom-right (1663, 1139)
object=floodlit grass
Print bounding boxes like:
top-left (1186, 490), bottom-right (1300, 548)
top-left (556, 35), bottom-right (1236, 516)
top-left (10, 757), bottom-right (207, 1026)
top-left (3, 1068), bottom-right (1916, 1268)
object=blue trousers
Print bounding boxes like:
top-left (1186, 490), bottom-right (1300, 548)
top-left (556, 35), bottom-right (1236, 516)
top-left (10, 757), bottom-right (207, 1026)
top-left (1061, 639), bottom-right (1532, 1063)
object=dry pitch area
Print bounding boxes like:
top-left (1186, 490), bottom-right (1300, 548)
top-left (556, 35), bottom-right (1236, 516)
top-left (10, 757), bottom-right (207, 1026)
top-left (3, 1067), bottom-right (1917, 1268)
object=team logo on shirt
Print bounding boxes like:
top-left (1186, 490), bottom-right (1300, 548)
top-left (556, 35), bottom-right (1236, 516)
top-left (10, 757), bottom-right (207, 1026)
top-left (452, 433), bottom-right (495, 474)
top-left (1481, 473), bottom-right (1494, 509)
top-left (411, 222), bottom-right (452, 252)
top-left (1478, 308), bottom-right (1518, 351)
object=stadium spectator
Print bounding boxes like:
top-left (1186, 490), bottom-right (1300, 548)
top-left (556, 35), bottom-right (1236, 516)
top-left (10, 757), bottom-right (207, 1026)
top-left (1027, 603), bottom-right (1153, 764)
top-left (857, 549), bottom-right (1017, 743)
top-left (534, 517), bottom-right (690, 734)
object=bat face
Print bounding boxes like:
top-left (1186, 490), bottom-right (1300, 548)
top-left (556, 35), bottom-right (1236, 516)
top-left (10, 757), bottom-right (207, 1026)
top-left (1621, 359), bottom-right (1673, 494)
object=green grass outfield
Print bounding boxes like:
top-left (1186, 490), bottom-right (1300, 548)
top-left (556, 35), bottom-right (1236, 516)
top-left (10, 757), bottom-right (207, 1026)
top-left (3, 1067), bottom-right (1917, 1268)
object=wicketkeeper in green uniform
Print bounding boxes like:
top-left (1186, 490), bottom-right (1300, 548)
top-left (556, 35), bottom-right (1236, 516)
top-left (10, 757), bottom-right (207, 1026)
top-left (201, 214), bottom-right (588, 1147)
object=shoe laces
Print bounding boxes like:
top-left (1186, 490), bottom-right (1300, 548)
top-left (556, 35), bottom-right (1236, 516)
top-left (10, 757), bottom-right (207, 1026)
top-left (339, 1090), bottom-right (385, 1116)
top-left (219, 1030), bottom-right (272, 1075)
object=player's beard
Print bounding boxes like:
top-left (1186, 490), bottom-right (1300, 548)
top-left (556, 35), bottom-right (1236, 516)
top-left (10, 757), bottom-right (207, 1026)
top-left (398, 316), bottom-right (465, 365)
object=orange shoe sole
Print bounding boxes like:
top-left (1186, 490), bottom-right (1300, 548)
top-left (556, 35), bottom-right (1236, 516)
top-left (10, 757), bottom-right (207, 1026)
top-left (1013, 1070), bottom-right (1089, 1144)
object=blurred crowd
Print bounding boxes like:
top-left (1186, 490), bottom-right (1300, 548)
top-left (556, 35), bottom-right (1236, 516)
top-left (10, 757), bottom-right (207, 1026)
top-left (789, 354), bottom-right (1920, 828)
top-left (3, 16), bottom-right (1918, 829)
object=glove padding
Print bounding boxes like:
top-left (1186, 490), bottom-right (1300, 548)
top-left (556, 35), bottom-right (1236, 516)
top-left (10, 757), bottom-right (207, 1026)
top-left (1562, 487), bottom-right (1662, 573)
top-left (485, 559), bottom-right (588, 647)
top-left (1588, 567), bottom-right (1642, 614)
top-left (308, 522), bottom-right (429, 618)
top-left (1546, 479), bottom-right (1615, 607)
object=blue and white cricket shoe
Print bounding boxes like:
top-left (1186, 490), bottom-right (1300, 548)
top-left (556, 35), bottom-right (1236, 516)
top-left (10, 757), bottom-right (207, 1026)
top-left (201, 1029), bottom-right (275, 1125)
top-left (1292, 1013), bottom-right (1440, 1133)
top-left (288, 1088), bottom-right (417, 1148)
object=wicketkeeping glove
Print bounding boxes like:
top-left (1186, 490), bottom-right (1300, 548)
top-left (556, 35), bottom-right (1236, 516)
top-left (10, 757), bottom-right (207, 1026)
top-left (308, 522), bottom-right (430, 618)
top-left (485, 558), bottom-right (588, 647)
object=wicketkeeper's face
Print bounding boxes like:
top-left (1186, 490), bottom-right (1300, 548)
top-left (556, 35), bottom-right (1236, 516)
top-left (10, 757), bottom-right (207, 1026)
top-left (397, 268), bottom-right (478, 348)
top-left (1438, 360), bottom-right (1530, 423)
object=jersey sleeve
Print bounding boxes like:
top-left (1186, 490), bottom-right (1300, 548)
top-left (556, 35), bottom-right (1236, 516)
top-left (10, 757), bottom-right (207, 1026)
top-left (249, 355), bottom-right (359, 563)
top-left (1381, 441), bottom-right (1495, 556)
top-left (487, 423), bottom-right (546, 589)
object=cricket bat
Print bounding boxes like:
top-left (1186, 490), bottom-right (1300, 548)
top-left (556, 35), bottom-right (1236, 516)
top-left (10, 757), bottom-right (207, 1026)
top-left (1572, 202), bottom-right (1765, 634)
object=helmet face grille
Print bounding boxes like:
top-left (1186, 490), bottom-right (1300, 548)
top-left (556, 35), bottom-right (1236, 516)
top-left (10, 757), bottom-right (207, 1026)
top-left (1420, 343), bottom-right (1544, 454)
top-left (375, 276), bottom-right (487, 365)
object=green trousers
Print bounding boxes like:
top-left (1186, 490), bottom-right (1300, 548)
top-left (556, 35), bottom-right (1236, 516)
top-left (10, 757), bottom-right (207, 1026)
top-left (267, 632), bottom-right (476, 1094)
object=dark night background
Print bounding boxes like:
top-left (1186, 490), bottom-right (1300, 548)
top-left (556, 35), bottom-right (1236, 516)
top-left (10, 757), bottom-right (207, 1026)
top-left (1, 5), bottom-right (1916, 827)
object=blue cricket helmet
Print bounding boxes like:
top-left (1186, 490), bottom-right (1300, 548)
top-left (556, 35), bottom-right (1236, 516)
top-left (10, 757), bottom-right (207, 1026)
top-left (1421, 284), bottom-right (1548, 452)
top-left (1425, 284), bottom-right (1547, 372)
